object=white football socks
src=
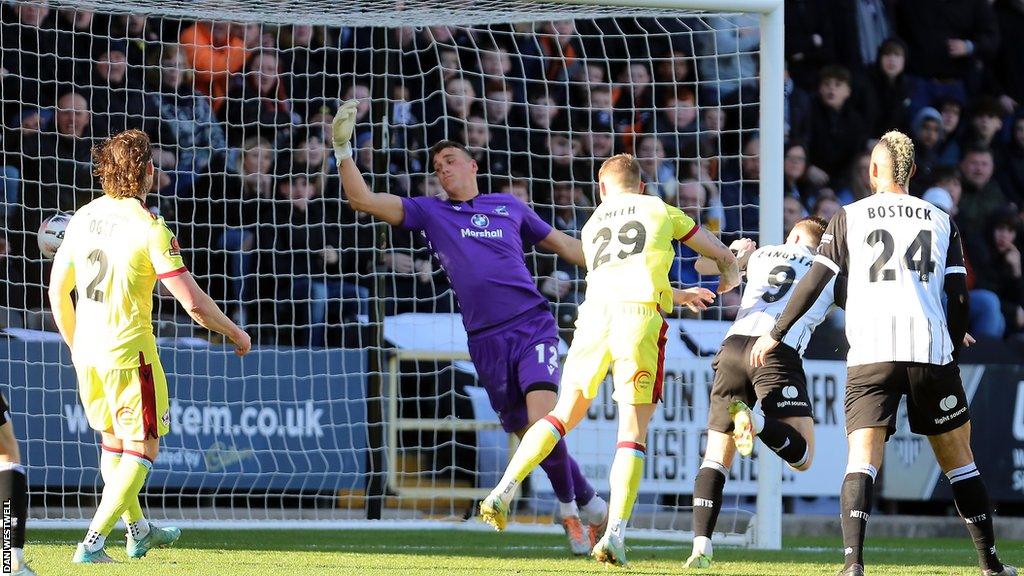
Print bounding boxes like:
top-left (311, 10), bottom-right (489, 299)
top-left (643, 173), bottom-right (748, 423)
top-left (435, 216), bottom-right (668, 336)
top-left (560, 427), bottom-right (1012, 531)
top-left (607, 518), bottom-right (627, 546)
top-left (128, 519), bottom-right (150, 540)
top-left (496, 480), bottom-right (519, 508)
top-left (692, 535), bottom-right (714, 558)
top-left (83, 530), bottom-right (106, 553)
top-left (559, 500), bottom-right (580, 519)
top-left (582, 495), bottom-right (608, 524)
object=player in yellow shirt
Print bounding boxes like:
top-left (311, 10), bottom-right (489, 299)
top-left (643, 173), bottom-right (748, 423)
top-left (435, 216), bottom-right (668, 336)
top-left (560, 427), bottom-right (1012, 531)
top-left (48, 130), bottom-right (251, 564)
top-left (480, 154), bottom-right (739, 565)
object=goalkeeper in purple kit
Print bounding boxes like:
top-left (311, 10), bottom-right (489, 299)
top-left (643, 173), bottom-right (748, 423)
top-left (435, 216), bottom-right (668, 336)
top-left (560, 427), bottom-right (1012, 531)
top-left (331, 100), bottom-right (608, 553)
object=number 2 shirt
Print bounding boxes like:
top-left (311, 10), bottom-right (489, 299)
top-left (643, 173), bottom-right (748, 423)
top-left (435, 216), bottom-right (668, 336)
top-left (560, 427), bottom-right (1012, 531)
top-left (726, 243), bottom-right (837, 355)
top-left (54, 195), bottom-right (187, 369)
top-left (580, 193), bottom-right (698, 310)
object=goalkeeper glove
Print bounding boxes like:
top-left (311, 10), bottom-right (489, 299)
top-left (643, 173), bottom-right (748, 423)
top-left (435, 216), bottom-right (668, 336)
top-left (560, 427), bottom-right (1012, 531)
top-left (332, 99), bottom-right (359, 163)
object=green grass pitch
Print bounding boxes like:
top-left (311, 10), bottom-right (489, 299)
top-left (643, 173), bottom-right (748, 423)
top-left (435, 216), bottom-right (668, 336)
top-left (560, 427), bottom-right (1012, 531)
top-left (24, 528), bottom-right (1017, 575)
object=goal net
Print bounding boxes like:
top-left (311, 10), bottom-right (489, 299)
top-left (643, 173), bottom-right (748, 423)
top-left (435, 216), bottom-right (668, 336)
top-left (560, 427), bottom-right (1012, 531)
top-left (0, 0), bottom-right (785, 547)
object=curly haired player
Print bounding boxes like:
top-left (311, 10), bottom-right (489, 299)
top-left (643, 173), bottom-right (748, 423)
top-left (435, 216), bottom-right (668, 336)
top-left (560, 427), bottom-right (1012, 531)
top-left (49, 129), bottom-right (250, 563)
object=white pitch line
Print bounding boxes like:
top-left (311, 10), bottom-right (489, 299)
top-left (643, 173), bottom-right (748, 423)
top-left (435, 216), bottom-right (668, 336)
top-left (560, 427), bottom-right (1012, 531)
top-left (28, 539), bottom-right (962, 556)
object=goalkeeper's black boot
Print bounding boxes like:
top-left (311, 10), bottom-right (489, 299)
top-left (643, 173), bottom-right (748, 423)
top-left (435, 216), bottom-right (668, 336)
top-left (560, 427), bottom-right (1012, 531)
top-left (984, 566), bottom-right (1017, 576)
top-left (837, 564), bottom-right (864, 576)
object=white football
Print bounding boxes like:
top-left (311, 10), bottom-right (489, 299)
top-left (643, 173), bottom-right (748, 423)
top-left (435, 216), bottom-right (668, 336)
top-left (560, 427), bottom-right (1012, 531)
top-left (38, 213), bottom-right (71, 259)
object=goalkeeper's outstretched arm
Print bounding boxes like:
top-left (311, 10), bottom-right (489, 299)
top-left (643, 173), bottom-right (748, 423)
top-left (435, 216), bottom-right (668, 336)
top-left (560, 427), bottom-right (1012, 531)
top-left (332, 100), bottom-right (405, 226)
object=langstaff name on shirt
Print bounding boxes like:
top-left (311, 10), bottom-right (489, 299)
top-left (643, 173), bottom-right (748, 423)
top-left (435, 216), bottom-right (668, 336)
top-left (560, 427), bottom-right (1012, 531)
top-left (757, 249), bottom-right (812, 267)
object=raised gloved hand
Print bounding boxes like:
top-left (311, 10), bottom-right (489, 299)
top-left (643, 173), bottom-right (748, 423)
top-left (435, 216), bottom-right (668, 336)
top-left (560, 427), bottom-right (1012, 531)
top-left (331, 99), bottom-right (359, 163)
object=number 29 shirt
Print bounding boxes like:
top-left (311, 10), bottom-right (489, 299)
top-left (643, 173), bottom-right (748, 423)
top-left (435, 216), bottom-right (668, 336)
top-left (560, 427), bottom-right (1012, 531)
top-left (580, 193), bottom-right (698, 309)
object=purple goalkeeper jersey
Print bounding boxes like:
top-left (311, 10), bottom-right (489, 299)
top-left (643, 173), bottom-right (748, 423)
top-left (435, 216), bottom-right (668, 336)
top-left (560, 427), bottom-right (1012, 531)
top-left (400, 193), bottom-right (554, 334)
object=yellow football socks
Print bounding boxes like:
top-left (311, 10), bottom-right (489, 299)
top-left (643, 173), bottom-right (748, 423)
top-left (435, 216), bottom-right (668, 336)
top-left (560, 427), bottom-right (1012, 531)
top-left (100, 446), bottom-right (146, 527)
top-left (494, 416), bottom-right (566, 504)
top-left (89, 451), bottom-right (152, 536)
top-left (608, 442), bottom-right (646, 524)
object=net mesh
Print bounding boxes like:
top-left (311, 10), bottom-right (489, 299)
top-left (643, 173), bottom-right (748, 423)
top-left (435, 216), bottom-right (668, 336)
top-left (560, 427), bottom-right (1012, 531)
top-left (48, 1), bottom-right (735, 27)
top-left (0, 1), bottom-right (768, 538)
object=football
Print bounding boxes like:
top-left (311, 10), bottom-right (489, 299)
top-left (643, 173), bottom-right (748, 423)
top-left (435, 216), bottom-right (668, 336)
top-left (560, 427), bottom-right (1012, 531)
top-left (37, 212), bottom-right (71, 259)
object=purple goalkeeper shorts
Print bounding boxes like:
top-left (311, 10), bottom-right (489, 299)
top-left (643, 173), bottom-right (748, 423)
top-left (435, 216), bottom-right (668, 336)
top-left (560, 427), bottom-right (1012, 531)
top-left (466, 308), bottom-right (561, 433)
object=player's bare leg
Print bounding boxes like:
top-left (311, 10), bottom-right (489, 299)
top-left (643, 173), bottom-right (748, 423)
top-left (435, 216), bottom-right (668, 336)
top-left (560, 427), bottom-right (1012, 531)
top-left (0, 420), bottom-right (34, 575)
top-left (685, 430), bottom-right (736, 569)
top-left (592, 402), bottom-right (656, 567)
top-left (836, 427), bottom-right (885, 576)
top-left (928, 423), bottom-right (1015, 576)
top-left (481, 389), bottom-right (592, 532)
top-left (730, 403), bottom-right (814, 471)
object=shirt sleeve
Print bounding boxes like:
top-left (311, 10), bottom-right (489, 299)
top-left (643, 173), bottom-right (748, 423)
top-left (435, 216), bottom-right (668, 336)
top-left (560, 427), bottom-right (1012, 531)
top-left (945, 221), bottom-right (967, 275)
top-left (51, 216), bottom-right (76, 270)
top-left (149, 219), bottom-right (188, 279)
top-left (769, 261), bottom-right (838, 341)
top-left (667, 204), bottom-right (699, 241)
top-left (517, 198), bottom-right (554, 245)
top-left (400, 196), bottom-right (429, 232)
top-left (814, 207), bottom-right (849, 274)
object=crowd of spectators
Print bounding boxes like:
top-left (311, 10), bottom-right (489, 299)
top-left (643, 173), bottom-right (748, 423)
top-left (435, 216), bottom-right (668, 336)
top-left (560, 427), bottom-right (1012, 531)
top-left (0, 1), bottom-right (1022, 348)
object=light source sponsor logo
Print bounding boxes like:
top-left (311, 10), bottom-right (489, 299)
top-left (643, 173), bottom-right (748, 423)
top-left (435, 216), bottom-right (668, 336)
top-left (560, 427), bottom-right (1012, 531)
top-left (939, 395), bottom-right (958, 412)
top-left (933, 405), bottom-right (967, 425)
top-left (775, 385), bottom-right (808, 408)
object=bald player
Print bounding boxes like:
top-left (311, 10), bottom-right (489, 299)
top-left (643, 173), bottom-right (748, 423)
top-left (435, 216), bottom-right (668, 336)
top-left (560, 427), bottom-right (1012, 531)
top-left (752, 131), bottom-right (1015, 576)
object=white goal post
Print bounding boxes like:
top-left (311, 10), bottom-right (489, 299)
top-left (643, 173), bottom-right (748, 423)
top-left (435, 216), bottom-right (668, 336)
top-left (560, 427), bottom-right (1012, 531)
top-left (2, 0), bottom-right (785, 550)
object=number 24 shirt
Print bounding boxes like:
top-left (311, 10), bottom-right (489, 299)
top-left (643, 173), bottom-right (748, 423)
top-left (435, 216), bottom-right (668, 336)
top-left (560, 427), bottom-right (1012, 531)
top-left (813, 193), bottom-right (963, 366)
top-left (581, 193), bottom-right (698, 310)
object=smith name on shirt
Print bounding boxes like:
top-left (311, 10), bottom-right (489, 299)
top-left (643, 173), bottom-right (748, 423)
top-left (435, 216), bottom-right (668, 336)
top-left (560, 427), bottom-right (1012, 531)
top-left (866, 205), bottom-right (933, 220)
top-left (598, 205), bottom-right (637, 221)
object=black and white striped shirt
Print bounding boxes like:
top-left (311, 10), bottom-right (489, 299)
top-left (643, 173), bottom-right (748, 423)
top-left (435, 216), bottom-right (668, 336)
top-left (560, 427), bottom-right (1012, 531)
top-left (771, 192), bottom-right (966, 366)
top-left (726, 243), bottom-right (837, 354)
